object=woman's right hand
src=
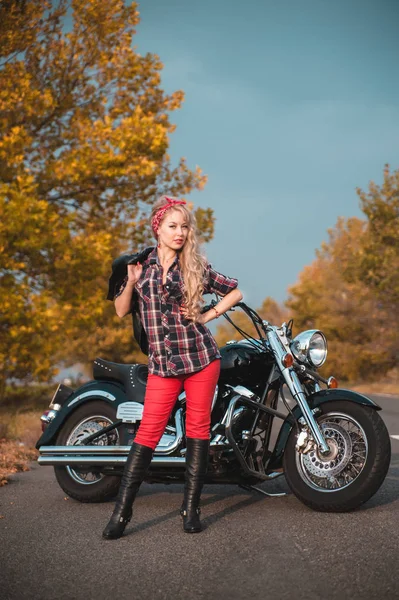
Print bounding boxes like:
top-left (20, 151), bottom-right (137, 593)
top-left (127, 262), bottom-right (143, 284)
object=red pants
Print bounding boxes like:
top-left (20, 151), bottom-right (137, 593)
top-left (134, 358), bottom-right (221, 450)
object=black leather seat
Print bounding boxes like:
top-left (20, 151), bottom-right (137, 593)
top-left (93, 358), bottom-right (148, 402)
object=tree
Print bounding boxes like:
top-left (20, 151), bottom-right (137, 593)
top-left (0, 0), bottom-right (212, 397)
top-left (355, 164), bottom-right (399, 312)
top-left (286, 217), bottom-right (394, 381)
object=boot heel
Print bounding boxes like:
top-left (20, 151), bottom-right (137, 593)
top-left (102, 509), bottom-right (133, 540)
top-left (182, 506), bottom-right (202, 533)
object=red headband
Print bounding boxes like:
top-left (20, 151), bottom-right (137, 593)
top-left (151, 196), bottom-right (187, 235)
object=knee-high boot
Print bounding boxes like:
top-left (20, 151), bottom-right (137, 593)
top-left (102, 442), bottom-right (153, 540)
top-left (180, 437), bottom-right (210, 533)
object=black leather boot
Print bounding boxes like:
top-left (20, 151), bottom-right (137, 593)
top-left (102, 442), bottom-right (153, 540)
top-left (180, 437), bottom-right (210, 533)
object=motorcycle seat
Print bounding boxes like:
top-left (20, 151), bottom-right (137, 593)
top-left (93, 358), bottom-right (148, 402)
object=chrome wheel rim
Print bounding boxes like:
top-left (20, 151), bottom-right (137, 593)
top-left (296, 412), bottom-right (368, 493)
top-left (65, 415), bottom-right (119, 485)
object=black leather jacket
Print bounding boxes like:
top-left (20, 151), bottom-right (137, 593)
top-left (106, 247), bottom-right (154, 355)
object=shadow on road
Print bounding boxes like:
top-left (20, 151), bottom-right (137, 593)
top-left (118, 490), bottom-right (267, 536)
top-left (101, 452), bottom-right (398, 536)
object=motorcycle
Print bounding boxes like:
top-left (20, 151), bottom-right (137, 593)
top-left (36, 300), bottom-right (391, 512)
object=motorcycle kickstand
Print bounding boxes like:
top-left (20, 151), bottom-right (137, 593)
top-left (238, 484), bottom-right (287, 498)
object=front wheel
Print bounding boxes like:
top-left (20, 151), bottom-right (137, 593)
top-left (283, 401), bottom-right (391, 512)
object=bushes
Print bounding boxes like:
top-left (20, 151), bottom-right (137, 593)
top-left (2, 381), bottom-right (56, 412)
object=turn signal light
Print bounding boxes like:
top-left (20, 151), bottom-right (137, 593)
top-left (282, 353), bottom-right (294, 368)
top-left (327, 376), bottom-right (339, 389)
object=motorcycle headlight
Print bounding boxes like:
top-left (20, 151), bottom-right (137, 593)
top-left (291, 330), bottom-right (327, 368)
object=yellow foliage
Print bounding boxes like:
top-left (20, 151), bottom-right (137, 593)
top-left (0, 0), bottom-right (212, 397)
top-left (287, 217), bottom-right (395, 381)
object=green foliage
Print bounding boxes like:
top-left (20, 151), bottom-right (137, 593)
top-left (1, 381), bottom-right (55, 412)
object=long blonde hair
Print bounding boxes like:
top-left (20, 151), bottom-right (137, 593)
top-left (150, 196), bottom-right (207, 321)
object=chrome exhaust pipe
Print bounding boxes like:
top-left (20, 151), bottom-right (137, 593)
top-left (39, 445), bottom-right (133, 455)
top-left (37, 455), bottom-right (186, 467)
top-left (38, 455), bottom-right (128, 466)
top-left (37, 444), bottom-right (187, 466)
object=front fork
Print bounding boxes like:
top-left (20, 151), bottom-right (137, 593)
top-left (267, 325), bottom-right (330, 454)
top-left (286, 370), bottom-right (329, 453)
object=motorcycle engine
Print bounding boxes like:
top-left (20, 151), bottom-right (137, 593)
top-left (218, 386), bottom-right (259, 447)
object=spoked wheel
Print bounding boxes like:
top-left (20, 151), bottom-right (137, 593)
top-left (283, 401), bottom-right (391, 512)
top-left (65, 415), bottom-right (118, 485)
top-left (298, 413), bottom-right (369, 491)
top-left (54, 401), bottom-right (122, 503)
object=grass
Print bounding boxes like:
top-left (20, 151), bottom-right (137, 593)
top-left (350, 368), bottom-right (399, 396)
top-left (351, 382), bottom-right (399, 395)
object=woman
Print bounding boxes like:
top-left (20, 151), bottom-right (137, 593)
top-left (103, 195), bottom-right (242, 539)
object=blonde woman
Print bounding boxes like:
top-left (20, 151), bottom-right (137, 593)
top-left (103, 196), bottom-right (242, 539)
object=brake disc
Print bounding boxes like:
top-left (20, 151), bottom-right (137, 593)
top-left (68, 419), bottom-right (116, 446)
top-left (302, 421), bottom-right (353, 479)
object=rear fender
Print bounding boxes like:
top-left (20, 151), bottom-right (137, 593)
top-left (267, 388), bottom-right (380, 470)
top-left (35, 380), bottom-right (127, 449)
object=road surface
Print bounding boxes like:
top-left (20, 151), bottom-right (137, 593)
top-left (1, 394), bottom-right (398, 600)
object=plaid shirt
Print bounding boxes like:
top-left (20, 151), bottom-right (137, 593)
top-left (115, 247), bottom-right (238, 376)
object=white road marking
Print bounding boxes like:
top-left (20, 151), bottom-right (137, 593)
top-left (390, 435), bottom-right (399, 440)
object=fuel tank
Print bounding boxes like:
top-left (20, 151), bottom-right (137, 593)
top-left (219, 339), bottom-right (274, 386)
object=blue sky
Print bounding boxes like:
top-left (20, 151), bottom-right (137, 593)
top-left (134, 0), bottom-right (399, 308)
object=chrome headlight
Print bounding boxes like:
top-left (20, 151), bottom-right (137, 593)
top-left (291, 330), bottom-right (327, 368)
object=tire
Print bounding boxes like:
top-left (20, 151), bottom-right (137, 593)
top-left (283, 401), bottom-right (391, 512)
top-left (54, 401), bottom-right (122, 503)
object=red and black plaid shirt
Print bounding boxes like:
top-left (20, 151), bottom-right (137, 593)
top-left (115, 247), bottom-right (238, 377)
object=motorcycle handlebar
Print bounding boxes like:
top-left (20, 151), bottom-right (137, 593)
top-left (200, 300), bottom-right (246, 313)
top-left (200, 300), bottom-right (251, 315)
top-left (200, 300), bottom-right (217, 314)
top-left (200, 299), bottom-right (268, 346)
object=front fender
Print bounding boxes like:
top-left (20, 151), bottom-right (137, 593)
top-left (267, 387), bottom-right (381, 470)
top-left (308, 388), bottom-right (381, 410)
top-left (35, 380), bottom-right (127, 449)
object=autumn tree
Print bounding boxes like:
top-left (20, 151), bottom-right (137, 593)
top-left (0, 0), bottom-right (212, 397)
top-left (287, 216), bottom-right (395, 381)
top-left (354, 165), bottom-right (399, 313)
top-left (218, 164), bottom-right (398, 383)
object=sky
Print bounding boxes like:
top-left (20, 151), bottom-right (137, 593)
top-left (134, 0), bottom-right (399, 308)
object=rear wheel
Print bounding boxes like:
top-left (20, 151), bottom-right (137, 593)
top-left (54, 401), bottom-right (122, 503)
top-left (283, 401), bottom-right (391, 512)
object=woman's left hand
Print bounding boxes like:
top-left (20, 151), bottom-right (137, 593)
top-left (179, 303), bottom-right (191, 320)
top-left (179, 304), bottom-right (207, 324)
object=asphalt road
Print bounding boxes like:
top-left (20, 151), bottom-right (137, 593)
top-left (1, 394), bottom-right (398, 600)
